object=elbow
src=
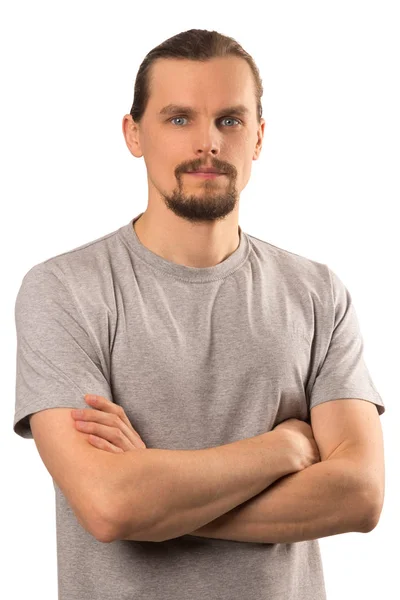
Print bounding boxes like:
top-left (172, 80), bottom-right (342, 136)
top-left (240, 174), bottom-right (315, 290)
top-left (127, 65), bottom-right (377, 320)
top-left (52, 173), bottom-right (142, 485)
top-left (93, 520), bottom-right (120, 544)
top-left (92, 490), bottom-right (161, 544)
top-left (69, 504), bottom-right (119, 544)
top-left (360, 509), bottom-right (381, 533)
top-left (358, 487), bottom-right (384, 533)
top-left (91, 500), bottom-right (126, 543)
top-left (360, 502), bottom-right (384, 533)
top-left (66, 494), bottom-right (120, 543)
top-left (86, 488), bottom-right (126, 544)
top-left (90, 450), bottom-right (163, 543)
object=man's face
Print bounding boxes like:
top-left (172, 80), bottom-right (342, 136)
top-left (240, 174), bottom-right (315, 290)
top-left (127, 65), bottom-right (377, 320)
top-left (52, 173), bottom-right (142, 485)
top-left (126, 56), bottom-right (264, 223)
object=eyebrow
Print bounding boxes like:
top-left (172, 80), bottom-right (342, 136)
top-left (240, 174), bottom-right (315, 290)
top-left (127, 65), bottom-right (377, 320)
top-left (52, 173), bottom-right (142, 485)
top-left (158, 104), bottom-right (250, 118)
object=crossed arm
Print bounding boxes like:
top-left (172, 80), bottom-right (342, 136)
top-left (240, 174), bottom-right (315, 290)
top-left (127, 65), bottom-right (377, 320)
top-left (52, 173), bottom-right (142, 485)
top-left (74, 396), bottom-right (383, 544)
top-left (183, 453), bottom-right (377, 544)
top-left (181, 399), bottom-right (384, 544)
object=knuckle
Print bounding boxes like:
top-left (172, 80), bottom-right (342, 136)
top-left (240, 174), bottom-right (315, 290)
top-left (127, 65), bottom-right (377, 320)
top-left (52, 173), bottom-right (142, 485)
top-left (116, 405), bottom-right (125, 418)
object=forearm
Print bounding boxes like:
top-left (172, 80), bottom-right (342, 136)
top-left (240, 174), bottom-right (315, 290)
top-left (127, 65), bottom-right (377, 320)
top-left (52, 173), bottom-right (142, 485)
top-left (115, 432), bottom-right (298, 543)
top-left (185, 457), bottom-right (373, 543)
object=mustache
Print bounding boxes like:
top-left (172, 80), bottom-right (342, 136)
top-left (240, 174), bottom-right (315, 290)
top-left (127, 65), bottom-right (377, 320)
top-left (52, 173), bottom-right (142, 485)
top-left (176, 162), bottom-right (235, 177)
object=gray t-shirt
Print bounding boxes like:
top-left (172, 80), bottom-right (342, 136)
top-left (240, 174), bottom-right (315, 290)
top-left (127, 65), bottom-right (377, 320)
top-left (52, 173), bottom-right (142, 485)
top-left (13, 212), bottom-right (385, 600)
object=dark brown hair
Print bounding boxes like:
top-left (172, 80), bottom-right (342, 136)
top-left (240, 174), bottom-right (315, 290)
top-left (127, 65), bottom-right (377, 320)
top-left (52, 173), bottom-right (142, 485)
top-left (129, 29), bottom-right (263, 125)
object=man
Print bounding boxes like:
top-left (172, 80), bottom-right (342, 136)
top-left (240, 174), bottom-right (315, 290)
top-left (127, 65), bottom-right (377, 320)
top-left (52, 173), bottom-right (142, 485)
top-left (13, 29), bottom-right (385, 600)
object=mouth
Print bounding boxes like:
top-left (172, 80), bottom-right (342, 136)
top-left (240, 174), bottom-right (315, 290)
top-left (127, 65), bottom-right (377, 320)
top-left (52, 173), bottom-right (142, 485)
top-left (186, 171), bottom-right (226, 179)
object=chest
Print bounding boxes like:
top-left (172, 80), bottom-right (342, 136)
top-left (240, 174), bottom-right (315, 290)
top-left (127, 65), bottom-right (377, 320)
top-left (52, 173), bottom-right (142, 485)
top-left (108, 277), bottom-right (314, 449)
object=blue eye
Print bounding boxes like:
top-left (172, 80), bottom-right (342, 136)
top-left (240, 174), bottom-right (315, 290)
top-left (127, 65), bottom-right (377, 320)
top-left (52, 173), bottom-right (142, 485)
top-left (170, 116), bottom-right (241, 127)
top-left (220, 117), bottom-right (240, 127)
top-left (170, 117), bottom-right (188, 126)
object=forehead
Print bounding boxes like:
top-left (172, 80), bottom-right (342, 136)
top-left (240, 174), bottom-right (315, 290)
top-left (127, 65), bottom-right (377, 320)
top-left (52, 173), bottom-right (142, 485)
top-left (148, 56), bottom-right (256, 115)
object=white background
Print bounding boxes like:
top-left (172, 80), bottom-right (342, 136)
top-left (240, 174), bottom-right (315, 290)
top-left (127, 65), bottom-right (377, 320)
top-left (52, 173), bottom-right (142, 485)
top-left (2, 1), bottom-right (399, 598)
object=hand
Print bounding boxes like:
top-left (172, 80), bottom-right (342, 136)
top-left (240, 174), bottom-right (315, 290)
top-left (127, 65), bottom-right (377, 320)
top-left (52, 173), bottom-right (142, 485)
top-left (273, 418), bottom-right (321, 470)
top-left (71, 394), bottom-right (147, 453)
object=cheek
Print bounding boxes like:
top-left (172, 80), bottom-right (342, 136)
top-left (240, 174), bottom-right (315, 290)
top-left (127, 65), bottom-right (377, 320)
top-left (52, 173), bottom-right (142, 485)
top-left (144, 154), bottom-right (180, 191)
top-left (236, 155), bottom-right (254, 189)
top-left (148, 134), bottom-right (184, 171)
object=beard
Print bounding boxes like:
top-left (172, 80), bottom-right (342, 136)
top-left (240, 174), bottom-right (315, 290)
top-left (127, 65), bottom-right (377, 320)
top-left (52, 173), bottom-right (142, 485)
top-left (161, 170), bottom-right (240, 223)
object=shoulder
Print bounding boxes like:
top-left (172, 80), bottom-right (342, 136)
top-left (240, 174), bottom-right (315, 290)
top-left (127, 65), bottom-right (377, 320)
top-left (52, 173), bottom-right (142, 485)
top-left (246, 232), bottom-right (331, 292)
top-left (18, 224), bottom-right (126, 297)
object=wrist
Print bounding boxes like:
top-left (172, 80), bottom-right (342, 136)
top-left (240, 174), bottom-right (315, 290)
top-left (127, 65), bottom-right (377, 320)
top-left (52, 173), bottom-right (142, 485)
top-left (268, 430), bottom-right (301, 475)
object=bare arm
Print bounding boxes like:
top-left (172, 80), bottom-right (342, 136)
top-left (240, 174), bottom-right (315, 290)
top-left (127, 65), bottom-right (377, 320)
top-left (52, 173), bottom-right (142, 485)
top-left (184, 455), bottom-right (378, 544)
top-left (112, 431), bottom-right (299, 543)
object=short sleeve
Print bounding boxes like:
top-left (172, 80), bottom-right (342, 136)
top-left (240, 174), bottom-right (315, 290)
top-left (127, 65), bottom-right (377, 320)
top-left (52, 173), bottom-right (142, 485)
top-left (309, 267), bottom-right (385, 416)
top-left (13, 263), bottom-right (113, 439)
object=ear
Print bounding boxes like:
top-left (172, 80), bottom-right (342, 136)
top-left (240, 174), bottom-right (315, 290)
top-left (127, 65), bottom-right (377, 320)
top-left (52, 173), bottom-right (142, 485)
top-left (122, 114), bottom-right (143, 158)
top-left (253, 118), bottom-right (266, 160)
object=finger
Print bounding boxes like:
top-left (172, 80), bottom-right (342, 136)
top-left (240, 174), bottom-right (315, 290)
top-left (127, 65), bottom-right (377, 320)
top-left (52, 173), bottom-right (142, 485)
top-left (79, 394), bottom-right (144, 444)
top-left (75, 420), bottom-right (136, 452)
top-left (88, 434), bottom-right (124, 453)
top-left (85, 395), bottom-right (142, 438)
top-left (73, 409), bottom-right (134, 439)
top-left (81, 409), bottom-right (145, 448)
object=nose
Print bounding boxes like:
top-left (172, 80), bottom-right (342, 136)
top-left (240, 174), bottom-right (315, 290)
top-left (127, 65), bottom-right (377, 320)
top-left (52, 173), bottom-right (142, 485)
top-left (192, 125), bottom-right (221, 158)
top-left (194, 147), bottom-right (219, 162)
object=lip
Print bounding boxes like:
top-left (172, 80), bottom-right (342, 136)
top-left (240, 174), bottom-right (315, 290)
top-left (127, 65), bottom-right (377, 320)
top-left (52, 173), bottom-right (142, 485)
top-left (186, 172), bottom-right (225, 179)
